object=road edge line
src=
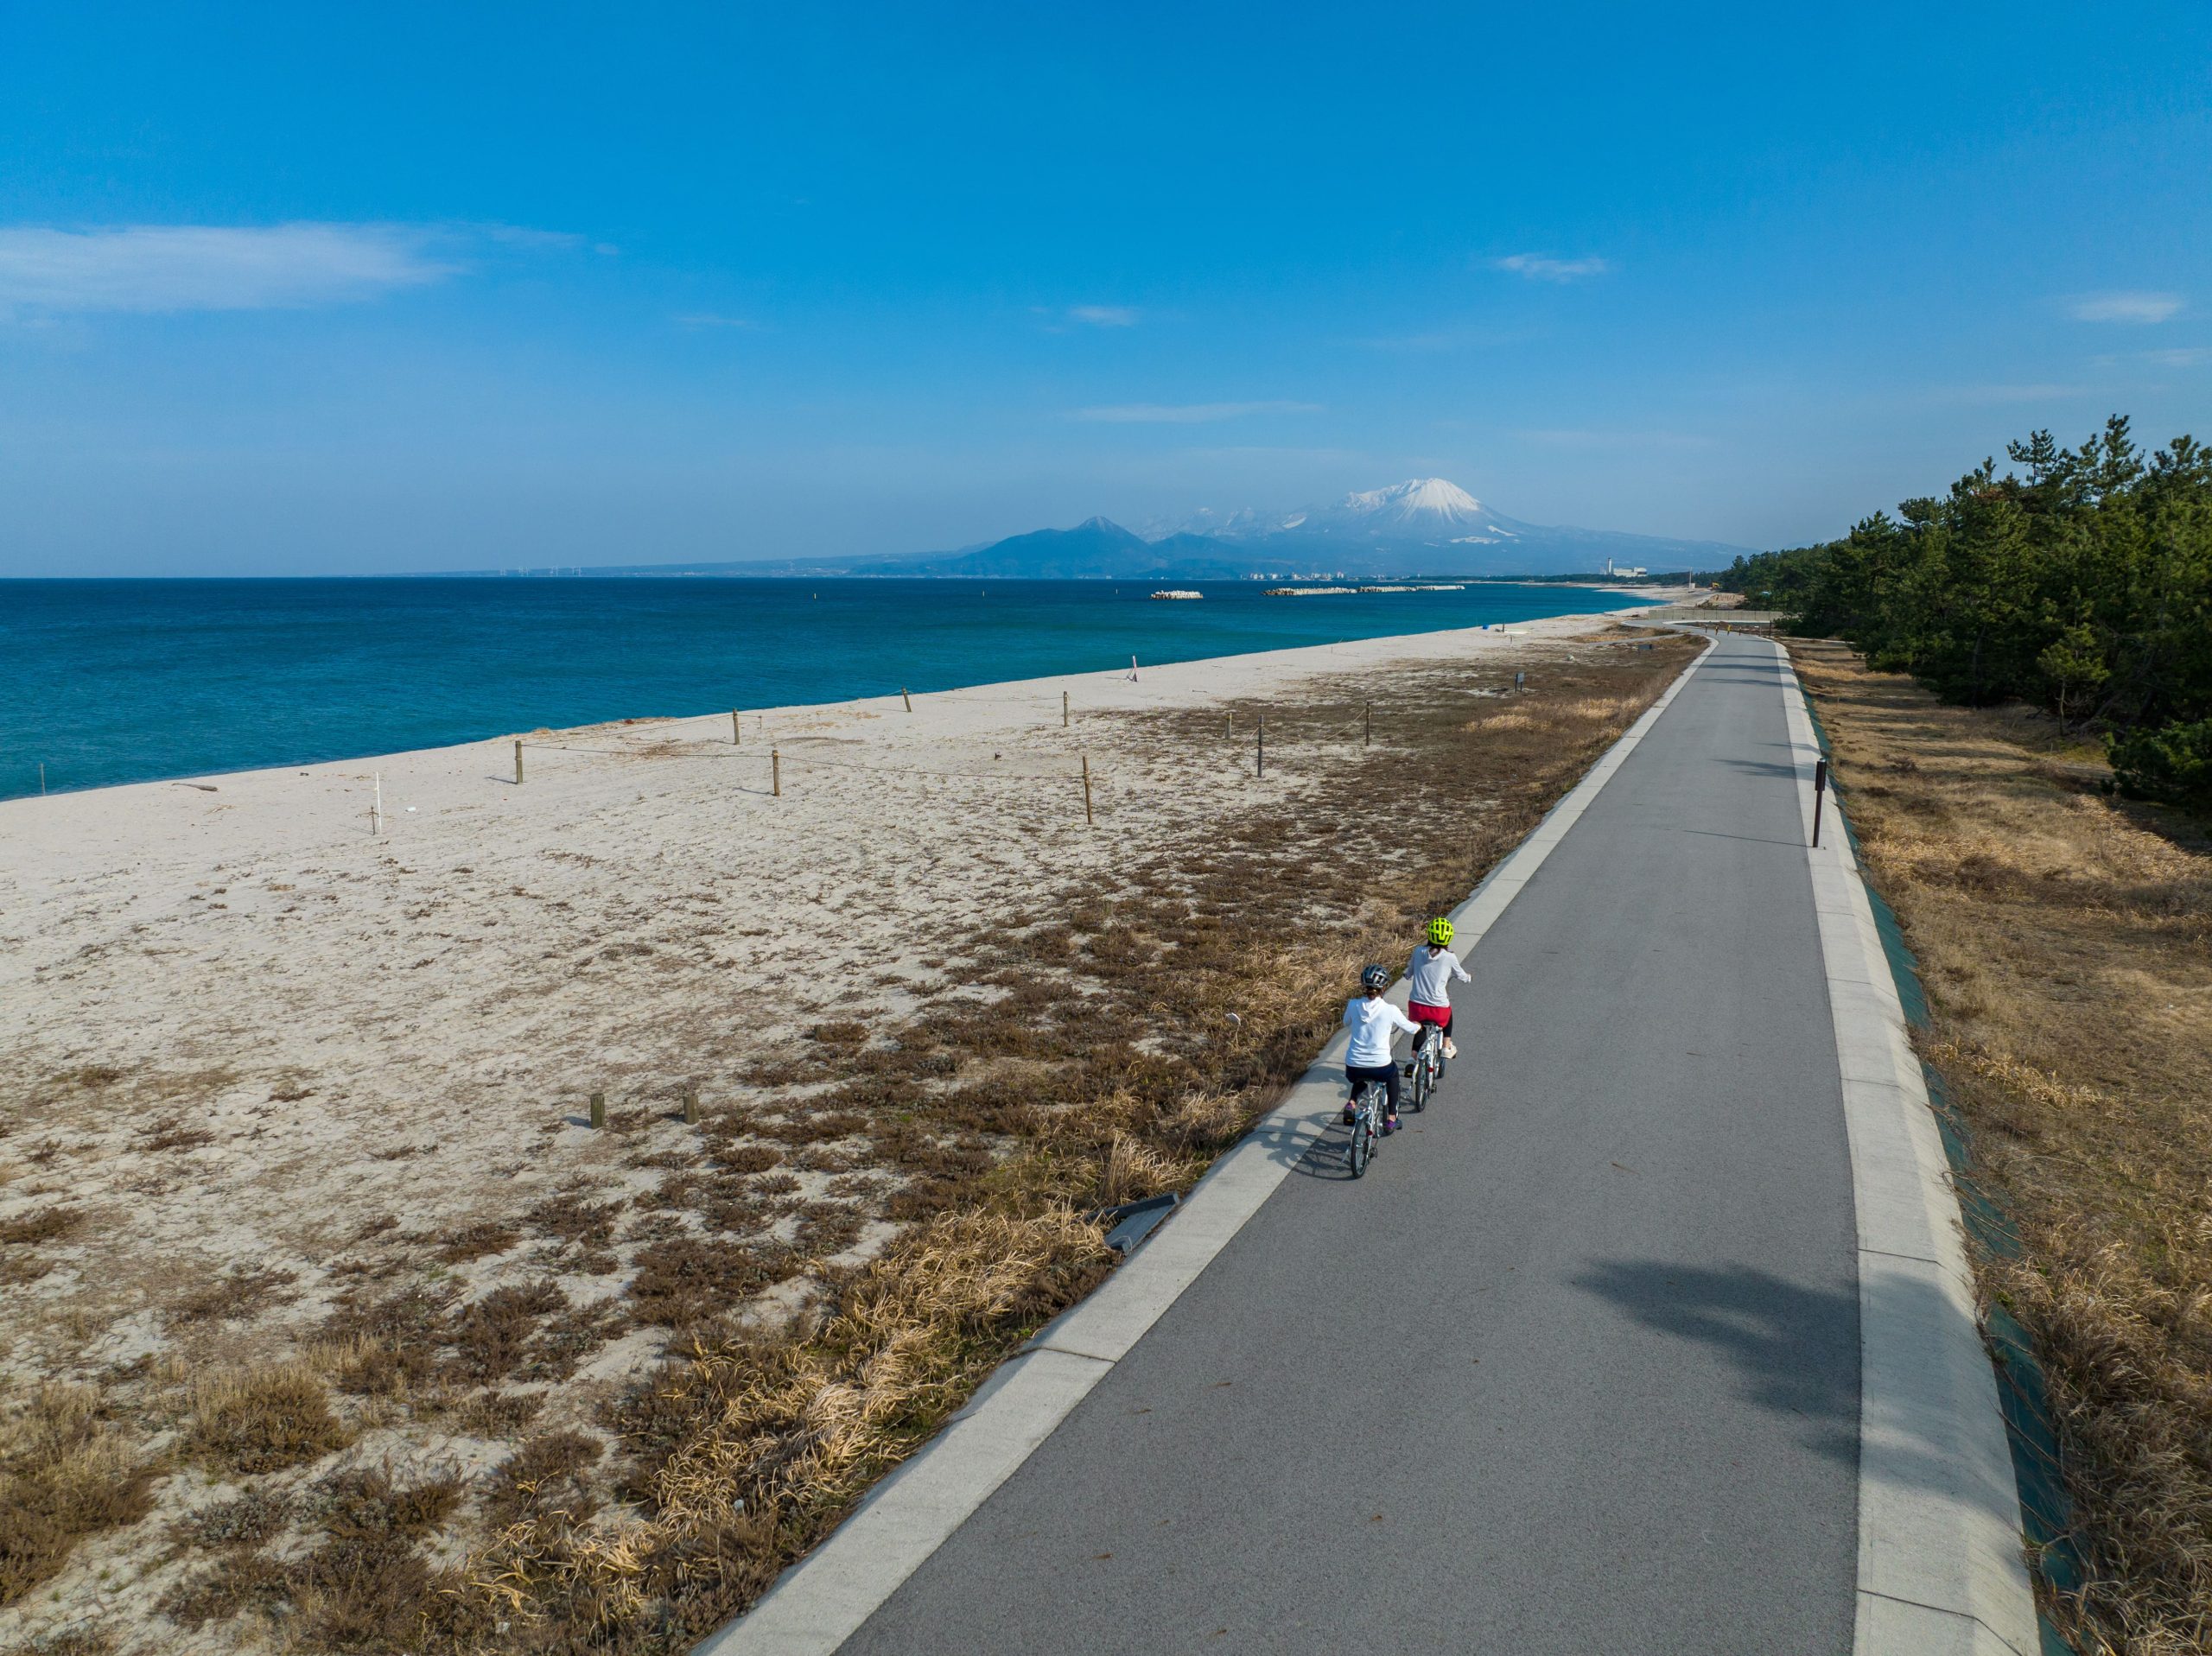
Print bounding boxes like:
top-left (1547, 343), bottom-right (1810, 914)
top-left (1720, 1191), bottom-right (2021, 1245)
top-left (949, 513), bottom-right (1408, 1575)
top-left (697, 635), bottom-right (1716, 1656)
top-left (1772, 639), bottom-right (2039, 1656)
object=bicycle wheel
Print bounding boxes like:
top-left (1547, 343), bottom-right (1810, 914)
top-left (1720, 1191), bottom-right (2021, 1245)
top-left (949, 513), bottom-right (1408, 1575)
top-left (1409, 1062), bottom-right (1427, 1114)
top-left (1347, 1109), bottom-right (1370, 1177)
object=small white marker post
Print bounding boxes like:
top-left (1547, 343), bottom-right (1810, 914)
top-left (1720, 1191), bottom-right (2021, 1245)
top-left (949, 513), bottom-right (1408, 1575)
top-left (372, 773), bottom-right (384, 837)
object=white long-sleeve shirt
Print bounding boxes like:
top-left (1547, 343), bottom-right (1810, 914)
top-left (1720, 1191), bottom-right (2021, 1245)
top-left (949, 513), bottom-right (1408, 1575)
top-left (1406, 944), bottom-right (1471, 1008)
top-left (1344, 994), bottom-right (1419, 1068)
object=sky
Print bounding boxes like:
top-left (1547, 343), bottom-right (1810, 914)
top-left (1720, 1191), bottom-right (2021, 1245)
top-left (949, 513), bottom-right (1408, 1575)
top-left (2, 1), bottom-right (2209, 577)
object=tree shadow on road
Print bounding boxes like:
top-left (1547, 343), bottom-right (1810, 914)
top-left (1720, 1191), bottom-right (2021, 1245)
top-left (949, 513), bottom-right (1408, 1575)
top-left (1572, 1258), bottom-right (1858, 1469)
top-left (1574, 1257), bottom-right (2021, 1520)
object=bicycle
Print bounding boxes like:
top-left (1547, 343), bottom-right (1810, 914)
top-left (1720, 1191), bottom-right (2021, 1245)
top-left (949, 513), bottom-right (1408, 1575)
top-left (1345, 1077), bottom-right (1387, 1177)
top-left (1406, 1024), bottom-right (1446, 1112)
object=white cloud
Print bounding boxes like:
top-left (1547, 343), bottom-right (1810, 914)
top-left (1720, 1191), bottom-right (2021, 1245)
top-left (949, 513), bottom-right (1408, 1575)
top-left (1068, 304), bottom-right (1139, 327)
top-left (2072, 290), bottom-right (2183, 323)
top-left (1071, 401), bottom-right (1320, 423)
top-left (2141, 346), bottom-right (2211, 366)
top-left (1360, 321), bottom-right (1531, 352)
top-left (477, 224), bottom-right (582, 251)
top-left (1489, 253), bottom-right (1611, 282)
top-left (0, 223), bottom-right (460, 314)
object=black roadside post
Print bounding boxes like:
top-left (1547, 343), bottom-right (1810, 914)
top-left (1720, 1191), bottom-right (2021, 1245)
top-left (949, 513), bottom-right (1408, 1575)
top-left (1813, 758), bottom-right (1829, 847)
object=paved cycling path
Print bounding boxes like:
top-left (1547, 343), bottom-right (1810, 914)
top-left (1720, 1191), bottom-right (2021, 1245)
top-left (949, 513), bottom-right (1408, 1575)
top-left (746, 631), bottom-right (1861, 1653)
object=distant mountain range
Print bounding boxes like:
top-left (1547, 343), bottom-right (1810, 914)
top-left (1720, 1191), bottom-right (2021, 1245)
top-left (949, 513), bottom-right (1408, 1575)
top-left (558, 479), bottom-right (1750, 581)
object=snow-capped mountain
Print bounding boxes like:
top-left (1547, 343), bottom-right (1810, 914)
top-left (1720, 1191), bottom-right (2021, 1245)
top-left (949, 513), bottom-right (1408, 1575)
top-left (1158, 478), bottom-right (1526, 545)
top-left (1127, 476), bottom-right (1746, 576)
top-left (1318, 477), bottom-right (1497, 533)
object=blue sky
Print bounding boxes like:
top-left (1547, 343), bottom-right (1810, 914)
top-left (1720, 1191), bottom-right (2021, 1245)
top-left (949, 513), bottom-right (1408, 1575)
top-left (3, 1), bottom-right (2208, 576)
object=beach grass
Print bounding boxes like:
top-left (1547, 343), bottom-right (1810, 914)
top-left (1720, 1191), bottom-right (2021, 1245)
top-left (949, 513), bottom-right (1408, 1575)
top-left (1792, 638), bottom-right (2212, 1654)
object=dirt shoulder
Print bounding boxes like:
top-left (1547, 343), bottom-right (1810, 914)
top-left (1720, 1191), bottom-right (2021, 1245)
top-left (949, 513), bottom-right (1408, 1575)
top-left (1791, 638), bottom-right (2212, 1654)
top-left (0, 621), bottom-right (1697, 1656)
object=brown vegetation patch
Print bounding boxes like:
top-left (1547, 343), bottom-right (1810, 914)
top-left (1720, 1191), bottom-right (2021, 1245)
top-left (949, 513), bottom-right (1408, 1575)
top-left (135, 1117), bottom-right (214, 1154)
top-left (173, 1487), bottom-right (294, 1551)
top-left (447, 1282), bottom-right (566, 1386)
top-left (0, 1208), bottom-right (81, 1248)
top-left (627, 1239), bottom-right (801, 1333)
top-left (189, 1364), bottom-right (353, 1475)
top-left (1794, 638), bottom-right (2212, 1653)
top-left (524, 1192), bottom-right (625, 1251)
top-left (436, 1222), bottom-right (521, 1266)
top-left (168, 1266), bottom-right (298, 1327)
top-left (160, 1466), bottom-right (470, 1648)
top-left (480, 1431), bottom-right (602, 1530)
top-left (0, 1384), bottom-right (155, 1608)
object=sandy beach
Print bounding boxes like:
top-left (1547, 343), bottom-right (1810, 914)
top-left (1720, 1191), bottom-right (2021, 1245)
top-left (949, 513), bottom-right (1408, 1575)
top-left (0, 597), bottom-right (1697, 1653)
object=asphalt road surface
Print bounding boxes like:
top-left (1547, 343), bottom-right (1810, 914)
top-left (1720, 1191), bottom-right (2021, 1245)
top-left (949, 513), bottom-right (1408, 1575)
top-left (842, 631), bottom-right (1859, 1654)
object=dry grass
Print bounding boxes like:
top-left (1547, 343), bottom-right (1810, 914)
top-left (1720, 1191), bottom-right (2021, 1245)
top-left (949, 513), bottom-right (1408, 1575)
top-left (188, 1362), bottom-right (354, 1476)
top-left (160, 1464), bottom-right (476, 1651)
top-left (466, 1209), bottom-right (1115, 1641)
top-left (1793, 638), bottom-right (2212, 1655)
top-left (0, 1383), bottom-right (154, 1608)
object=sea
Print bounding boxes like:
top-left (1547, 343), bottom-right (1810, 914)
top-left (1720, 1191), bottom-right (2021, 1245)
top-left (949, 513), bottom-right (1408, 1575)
top-left (0, 577), bottom-right (1647, 801)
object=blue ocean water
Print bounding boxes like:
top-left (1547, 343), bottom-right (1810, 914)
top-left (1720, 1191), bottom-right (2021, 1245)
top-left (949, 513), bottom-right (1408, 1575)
top-left (0, 577), bottom-right (1643, 800)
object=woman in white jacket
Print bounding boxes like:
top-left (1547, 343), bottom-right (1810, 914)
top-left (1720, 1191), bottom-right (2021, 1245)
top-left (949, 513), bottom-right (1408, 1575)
top-left (1344, 962), bottom-right (1420, 1134)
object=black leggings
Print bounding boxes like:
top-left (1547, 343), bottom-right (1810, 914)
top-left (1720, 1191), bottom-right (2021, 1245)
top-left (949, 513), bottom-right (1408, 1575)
top-left (1345, 1062), bottom-right (1401, 1116)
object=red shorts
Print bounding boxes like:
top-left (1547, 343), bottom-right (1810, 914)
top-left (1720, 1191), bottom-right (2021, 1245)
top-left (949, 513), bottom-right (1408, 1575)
top-left (1408, 1002), bottom-right (1451, 1025)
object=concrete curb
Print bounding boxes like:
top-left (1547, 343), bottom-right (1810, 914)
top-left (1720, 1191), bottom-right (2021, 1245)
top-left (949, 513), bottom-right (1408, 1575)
top-left (1770, 638), bottom-right (2039, 1656)
top-left (698, 638), bottom-right (1717, 1656)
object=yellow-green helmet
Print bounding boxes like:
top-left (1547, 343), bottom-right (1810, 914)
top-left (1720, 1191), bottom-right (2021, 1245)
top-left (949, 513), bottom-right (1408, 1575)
top-left (1427, 917), bottom-right (1454, 946)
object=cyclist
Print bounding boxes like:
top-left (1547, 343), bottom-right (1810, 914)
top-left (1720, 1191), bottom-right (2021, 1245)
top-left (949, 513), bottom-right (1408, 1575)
top-left (1344, 962), bottom-right (1419, 1134)
top-left (1407, 917), bottom-right (1470, 1061)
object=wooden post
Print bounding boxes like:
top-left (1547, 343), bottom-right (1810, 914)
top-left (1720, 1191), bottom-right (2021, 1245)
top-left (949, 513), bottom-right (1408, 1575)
top-left (732, 711), bottom-right (741, 745)
top-left (1081, 754), bottom-right (1094, 825)
top-left (589, 1090), bottom-right (606, 1130)
top-left (1812, 758), bottom-right (1828, 847)
top-left (1062, 689), bottom-right (1069, 728)
top-left (683, 1084), bottom-right (699, 1125)
top-left (901, 687), bottom-right (912, 713)
top-left (1364, 701), bottom-right (1371, 746)
top-left (514, 740), bottom-right (524, 785)
top-left (772, 748), bottom-right (781, 796)
top-left (373, 773), bottom-right (383, 837)
top-left (1257, 713), bottom-right (1265, 778)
